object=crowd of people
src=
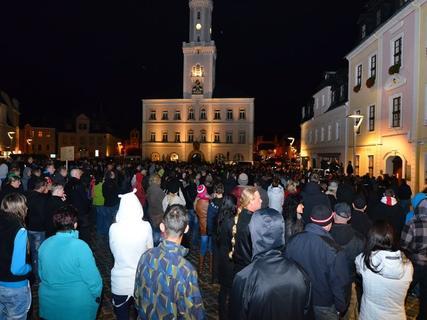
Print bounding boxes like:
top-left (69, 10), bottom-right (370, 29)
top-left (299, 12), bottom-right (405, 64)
top-left (0, 155), bottom-right (426, 320)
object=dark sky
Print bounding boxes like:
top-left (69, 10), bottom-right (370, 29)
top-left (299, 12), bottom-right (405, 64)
top-left (0, 0), bottom-right (367, 139)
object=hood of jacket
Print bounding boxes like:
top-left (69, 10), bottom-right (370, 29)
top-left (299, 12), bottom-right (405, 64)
top-left (249, 208), bottom-right (285, 260)
top-left (370, 250), bottom-right (407, 279)
top-left (411, 192), bottom-right (427, 209)
top-left (115, 189), bottom-right (144, 223)
top-left (268, 185), bottom-right (284, 194)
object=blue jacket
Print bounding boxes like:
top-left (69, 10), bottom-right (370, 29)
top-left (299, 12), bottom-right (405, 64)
top-left (38, 231), bottom-right (102, 320)
top-left (285, 223), bottom-right (350, 313)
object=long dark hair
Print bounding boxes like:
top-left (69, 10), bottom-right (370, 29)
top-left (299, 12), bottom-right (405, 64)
top-left (363, 220), bottom-right (398, 273)
top-left (218, 194), bottom-right (237, 226)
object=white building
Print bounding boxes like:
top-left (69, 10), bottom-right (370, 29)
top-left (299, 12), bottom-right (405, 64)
top-left (300, 71), bottom-right (348, 170)
top-left (142, 0), bottom-right (254, 163)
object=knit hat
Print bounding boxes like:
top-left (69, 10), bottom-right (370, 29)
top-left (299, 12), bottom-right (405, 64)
top-left (167, 180), bottom-right (180, 194)
top-left (334, 202), bottom-right (351, 219)
top-left (310, 204), bottom-right (335, 226)
top-left (238, 173), bottom-right (249, 186)
top-left (197, 184), bottom-right (209, 200)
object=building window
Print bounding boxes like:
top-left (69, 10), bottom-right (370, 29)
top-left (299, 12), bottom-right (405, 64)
top-left (214, 132), bottom-right (220, 143)
top-left (393, 37), bottom-right (402, 66)
top-left (315, 129), bottom-right (318, 144)
top-left (355, 155), bottom-right (360, 176)
top-left (322, 95), bottom-right (325, 107)
top-left (226, 131), bottom-right (233, 144)
top-left (320, 127), bottom-right (325, 142)
top-left (197, 11), bottom-right (201, 20)
top-left (356, 64), bottom-right (362, 86)
top-left (369, 55), bottom-right (377, 78)
top-left (331, 90), bottom-right (336, 104)
top-left (340, 85), bottom-right (345, 98)
top-left (200, 108), bottom-right (207, 120)
top-left (46, 144), bottom-right (50, 151)
top-left (38, 144), bottom-right (42, 151)
top-left (227, 109), bottom-right (233, 120)
top-left (162, 111), bottom-right (168, 120)
top-left (214, 110), bottom-right (221, 120)
top-left (239, 109), bottom-right (246, 120)
top-left (188, 108), bottom-right (195, 120)
top-left (327, 125), bottom-right (332, 141)
top-left (162, 132), bottom-right (168, 142)
top-left (368, 155), bottom-right (374, 177)
top-left (150, 110), bottom-right (156, 120)
top-left (392, 96), bottom-right (401, 127)
top-left (355, 110), bottom-right (362, 134)
top-left (335, 122), bottom-right (340, 140)
top-left (200, 130), bottom-right (206, 143)
top-left (188, 130), bottom-right (194, 143)
top-left (150, 132), bottom-right (156, 142)
top-left (239, 131), bottom-right (246, 144)
top-left (376, 10), bottom-right (381, 26)
top-left (38, 131), bottom-right (43, 138)
top-left (175, 132), bottom-right (181, 142)
top-left (46, 133), bottom-right (51, 138)
top-left (369, 105), bottom-right (375, 131)
top-left (174, 110), bottom-right (181, 120)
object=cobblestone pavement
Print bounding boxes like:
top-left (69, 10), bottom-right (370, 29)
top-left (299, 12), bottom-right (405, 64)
top-left (29, 231), bottom-right (420, 320)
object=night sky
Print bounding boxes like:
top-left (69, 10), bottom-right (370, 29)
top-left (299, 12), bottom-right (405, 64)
top-left (0, 0), bottom-right (367, 139)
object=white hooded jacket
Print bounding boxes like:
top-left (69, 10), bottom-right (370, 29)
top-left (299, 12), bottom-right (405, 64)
top-left (355, 250), bottom-right (413, 320)
top-left (109, 189), bottom-right (153, 296)
top-left (267, 184), bottom-right (284, 214)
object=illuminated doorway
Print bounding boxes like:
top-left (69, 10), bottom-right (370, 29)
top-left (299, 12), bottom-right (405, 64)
top-left (385, 155), bottom-right (403, 179)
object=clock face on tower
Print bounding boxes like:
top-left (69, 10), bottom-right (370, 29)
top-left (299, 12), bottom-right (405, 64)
top-left (196, 23), bottom-right (202, 31)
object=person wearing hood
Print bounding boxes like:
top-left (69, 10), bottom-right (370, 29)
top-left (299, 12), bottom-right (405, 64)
top-left (231, 172), bottom-right (249, 202)
top-left (109, 189), bottom-right (153, 320)
top-left (267, 177), bottom-right (284, 214)
top-left (369, 188), bottom-right (405, 241)
top-left (401, 205), bottom-right (427, 320)
top-left (355, 221), bottom-right (413, 320)
top-left (230, 208), bottom-right (312, 320)
top-left (405, 192), bottom-right (427, 223)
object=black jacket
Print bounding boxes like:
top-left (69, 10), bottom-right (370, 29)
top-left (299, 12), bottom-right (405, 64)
top-left (350, 209), bottom-right (372, 239)
top-left (232, 208), bottom-right (253, 275)
top-left (330, 223), bottom-right (365, 280)
top-left (102, 179), bottom-right (120, 207)
top-left (45, 195), bottom-right (66, 237)
top-left (217, 214), bottom-right (235, 288)
top-left (231, 208), bottom-right (312, 320)
top-left (65, 177), bottom-right (90, 226)
top-left (285, 223), bottom-right (350, 313)
top-left (27, 190), bottom-right (49, 231)
top-left (369, 201), bottom-right (405, 240)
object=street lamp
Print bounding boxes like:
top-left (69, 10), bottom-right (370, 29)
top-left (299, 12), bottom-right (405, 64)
top-left (347, 114), bottom-right (364, 174)
top-left (7, 131), bottom-right (15, 153)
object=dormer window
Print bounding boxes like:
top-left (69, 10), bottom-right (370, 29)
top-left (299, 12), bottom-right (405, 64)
top-left (361, 24), bottom-right (367, 38)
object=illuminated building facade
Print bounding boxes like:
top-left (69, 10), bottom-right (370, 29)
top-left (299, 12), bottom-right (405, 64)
top-left (0, 91), bottom-right (20, 156)
top-left (19, 124), bottom-right (56, 156)
top-left (346, 0), bottom-right (427, 191)
top-left (57, 114), bottom-right (120, 159)
top-left (300, 71), bottom-right (348, 170)
top-left (142, 0), bottom-right (254, 162)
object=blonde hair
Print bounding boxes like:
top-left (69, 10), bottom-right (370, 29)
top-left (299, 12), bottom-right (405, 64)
top-left (1, 193), bottom-right (28, 222)
top-left (149, 174), bottom-right (161, 185)
top-left (229, 186), bottom-right (258, 259)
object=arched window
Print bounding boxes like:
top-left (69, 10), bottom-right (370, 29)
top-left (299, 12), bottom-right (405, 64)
top-left (200, 108), bottom-right (207, 120)
top-left (200, 130), bottom-right (206, 143)
top-left (192, 64), bottom-right (204, 77)
top-left (151, 152), bottom-right (160, 162)
top-left (170, 153), bottom-right (179, 162)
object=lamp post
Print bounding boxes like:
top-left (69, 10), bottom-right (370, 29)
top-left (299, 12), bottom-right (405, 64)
top-left (347, 114), bottom-right (364, 174)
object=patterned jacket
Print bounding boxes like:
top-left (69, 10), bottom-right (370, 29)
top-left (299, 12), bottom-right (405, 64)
top-left (134, 240), bottom-right (205, 319)
top-left (401, 209), bottom-right (427, 266)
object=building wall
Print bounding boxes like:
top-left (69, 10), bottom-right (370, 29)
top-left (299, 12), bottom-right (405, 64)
top-left (301, 103), bottom-right (348, 169)
top-left (20, 125), bottom-right (56, 156)
top-left (346, 2), bottom-right (422, 189)
top-left (142, 98), bottom-right (254, 162)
